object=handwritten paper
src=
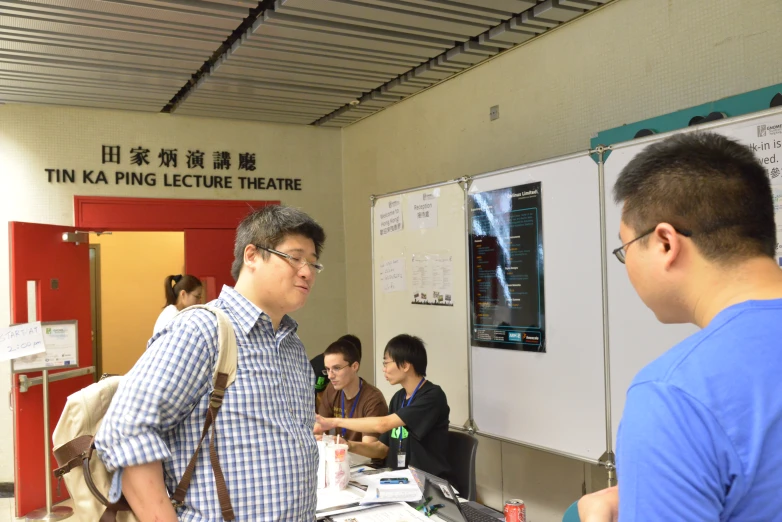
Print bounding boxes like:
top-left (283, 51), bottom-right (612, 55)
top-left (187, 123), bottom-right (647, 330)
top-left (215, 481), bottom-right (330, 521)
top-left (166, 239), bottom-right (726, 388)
top-left (380, 258), bottom-right (406, 293)
top-left (0, 322), bottom-right (45, 362)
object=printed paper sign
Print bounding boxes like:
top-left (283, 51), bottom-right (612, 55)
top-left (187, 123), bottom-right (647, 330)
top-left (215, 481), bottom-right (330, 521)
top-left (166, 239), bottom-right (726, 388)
top-left (408, 191), bottom-right (438, 230)
top-left (377, 197), bottom-right (404, 237)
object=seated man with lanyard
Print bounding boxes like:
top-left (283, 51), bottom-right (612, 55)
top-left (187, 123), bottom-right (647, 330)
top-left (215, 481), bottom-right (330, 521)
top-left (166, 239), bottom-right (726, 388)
top-left (316, 335), bottom-right (388, 443)
top-left (317, 334), bottom-right (451, 479)
top-left (311, 334), bottom-right (362, 409)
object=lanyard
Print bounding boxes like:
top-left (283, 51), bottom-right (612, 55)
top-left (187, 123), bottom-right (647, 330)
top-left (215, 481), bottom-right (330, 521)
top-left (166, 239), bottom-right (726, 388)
top-left (341, 379), bottom-right (363, 438)
top-left (398, 378), bottom-right (426, 452)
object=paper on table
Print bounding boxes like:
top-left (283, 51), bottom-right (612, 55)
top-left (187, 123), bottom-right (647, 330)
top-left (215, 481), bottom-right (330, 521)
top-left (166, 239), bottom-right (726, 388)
top-left (356, 470), bottom-right (422, 505)
top-left (316, 485), bottom-right (364, 512)
top-left (329, 502), bottom-right (430, 522)
top-left (349, 452), bottom-right (372, 467)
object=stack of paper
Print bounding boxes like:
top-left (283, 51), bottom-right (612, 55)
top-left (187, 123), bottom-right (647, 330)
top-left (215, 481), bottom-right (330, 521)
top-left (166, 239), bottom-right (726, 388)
top-left (350, 470), bottom-right (423, 506)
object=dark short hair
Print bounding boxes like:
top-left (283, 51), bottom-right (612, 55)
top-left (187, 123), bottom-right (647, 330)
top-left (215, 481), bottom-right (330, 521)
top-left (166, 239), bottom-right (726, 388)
top-left (231, 205), bottom-right (326, 281)
top-left (324, 337), bottom-right (361, 366)
top-left (338, 334), bottom-right (362, 360)
top-left (614, 132), bottom-right (776, 262)
top-left (384, 334), bottom-right (427, 377)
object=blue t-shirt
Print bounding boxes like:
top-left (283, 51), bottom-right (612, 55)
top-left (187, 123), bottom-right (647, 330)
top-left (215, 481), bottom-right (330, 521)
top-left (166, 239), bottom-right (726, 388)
top-left (617, 299), bottom-right (782, 522)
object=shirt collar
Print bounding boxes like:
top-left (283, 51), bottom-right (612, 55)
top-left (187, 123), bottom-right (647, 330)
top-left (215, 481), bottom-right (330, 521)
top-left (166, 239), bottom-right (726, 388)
top-left (218, 285), bottom-right (299, 335)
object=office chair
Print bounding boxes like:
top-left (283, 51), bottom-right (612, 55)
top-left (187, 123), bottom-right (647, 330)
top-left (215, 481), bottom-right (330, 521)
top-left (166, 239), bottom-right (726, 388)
top-left (447, 430), bottom-right (478, 502)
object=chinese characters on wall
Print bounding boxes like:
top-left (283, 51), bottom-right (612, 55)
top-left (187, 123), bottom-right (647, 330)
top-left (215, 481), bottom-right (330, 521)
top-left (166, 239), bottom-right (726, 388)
top-left (45, 144), bottom-right (302, 191)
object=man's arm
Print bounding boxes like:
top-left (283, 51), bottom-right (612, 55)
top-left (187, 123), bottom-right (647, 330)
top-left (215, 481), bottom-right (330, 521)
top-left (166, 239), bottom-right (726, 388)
top-left (95, 313), bottom-right (214, 508)
top-left (346, 439), bottom-right (389, 460)
top-left (616, 381), bottom-right (734, 521)
top-left (122, 462), bottom-right (179, 522)
top-left (316, 413), bottom-right (405, 435)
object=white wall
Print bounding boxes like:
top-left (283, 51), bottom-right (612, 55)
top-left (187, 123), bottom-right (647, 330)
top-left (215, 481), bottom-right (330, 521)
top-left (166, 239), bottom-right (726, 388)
top-left (0, 105), bottom-right (345, 483)
top-left (342, 0), bottom-right (782, 519)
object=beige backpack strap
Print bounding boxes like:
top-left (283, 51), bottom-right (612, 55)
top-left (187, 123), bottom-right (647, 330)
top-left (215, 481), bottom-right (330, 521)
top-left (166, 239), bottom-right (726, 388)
top-left (170, 305), bottom-right (238, 521)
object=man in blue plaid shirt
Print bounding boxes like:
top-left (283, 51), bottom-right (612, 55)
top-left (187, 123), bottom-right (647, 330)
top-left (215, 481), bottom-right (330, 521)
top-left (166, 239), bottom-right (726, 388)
top-left (95, 205), bottom-right (326, 521)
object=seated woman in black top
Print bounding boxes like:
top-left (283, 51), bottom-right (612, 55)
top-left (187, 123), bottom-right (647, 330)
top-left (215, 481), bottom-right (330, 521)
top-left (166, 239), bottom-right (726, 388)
top-left (316, 334), bottom-right (451, 479)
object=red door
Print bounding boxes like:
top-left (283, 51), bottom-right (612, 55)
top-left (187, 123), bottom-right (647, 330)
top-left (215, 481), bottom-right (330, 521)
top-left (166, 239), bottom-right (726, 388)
top-left (10, 222), bottom-right (92, 516)
top-left (184, 229), bottom-right (237, 301)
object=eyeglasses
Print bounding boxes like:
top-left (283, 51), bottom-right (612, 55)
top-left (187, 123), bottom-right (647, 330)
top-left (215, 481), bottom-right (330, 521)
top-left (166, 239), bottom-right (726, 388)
top-left (381, 360), bottom-right (394, 368)
top-left (256, 245), bottom-right (324, 274)
top-left (322, 364), bottom-right (349, 376)
top-left (612, 226), bottom-right (693, 264)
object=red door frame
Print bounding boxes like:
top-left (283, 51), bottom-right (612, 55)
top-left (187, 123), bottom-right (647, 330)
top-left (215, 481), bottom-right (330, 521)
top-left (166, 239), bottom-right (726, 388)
top-left (74, 196), bottom-right (279, 231)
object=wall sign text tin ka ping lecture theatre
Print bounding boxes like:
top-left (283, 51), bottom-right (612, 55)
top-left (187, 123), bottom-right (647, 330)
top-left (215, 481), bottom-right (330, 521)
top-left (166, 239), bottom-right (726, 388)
top-left (44, 145), bottom-right (303, 191)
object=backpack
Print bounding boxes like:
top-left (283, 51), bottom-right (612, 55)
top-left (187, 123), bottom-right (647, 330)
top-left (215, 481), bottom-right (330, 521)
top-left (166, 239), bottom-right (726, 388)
top-left (52, 305), bottom-right (238, 522)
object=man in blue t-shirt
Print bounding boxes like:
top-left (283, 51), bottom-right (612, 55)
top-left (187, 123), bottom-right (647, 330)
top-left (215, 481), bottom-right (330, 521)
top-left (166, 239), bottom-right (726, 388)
top-left (579, 132), bottom-right (782, 521)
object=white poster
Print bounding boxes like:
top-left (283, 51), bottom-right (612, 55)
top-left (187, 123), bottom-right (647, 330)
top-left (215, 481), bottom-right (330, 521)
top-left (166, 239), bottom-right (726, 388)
top-left (408, 190), bottom-right (438, 230)
top-left (774, 186), bottom-right (782, 267)
top-left (380, 257), bottom-right (406, 293)
top-left (0, 322), bottom-right (45, 362)
top-left (720, 120), bottom-right (782, 267)
top-left (432, 255), bottom-right (454, 305)
top-left (411, 254), bottom-right (431, 304)
top-left (11, 321), bottom-right (79, 372)
top-left (411, 253), bottom-right (454, 306)
top-left (724, 120), bottom-right (782, 181)
top-left (376, 196), bottom-right (403, 237)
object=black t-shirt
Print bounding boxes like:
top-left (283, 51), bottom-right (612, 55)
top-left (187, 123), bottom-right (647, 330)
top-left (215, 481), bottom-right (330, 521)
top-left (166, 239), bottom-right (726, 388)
top-left (310, 353), bottom-right (329, 393)
top-left (379, 380), bottom-right (450, 479)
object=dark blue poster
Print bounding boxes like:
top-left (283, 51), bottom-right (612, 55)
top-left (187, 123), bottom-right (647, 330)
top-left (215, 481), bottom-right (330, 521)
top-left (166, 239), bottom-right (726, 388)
top-left (469, 182), bottom-right (546, 352)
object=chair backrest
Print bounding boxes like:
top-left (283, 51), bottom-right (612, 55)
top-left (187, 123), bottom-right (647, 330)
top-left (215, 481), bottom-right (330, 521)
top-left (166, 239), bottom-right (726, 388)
top-left (446, 430), bottom-right (478, 502)
top-left (562, 500), bottom-right (580, 522)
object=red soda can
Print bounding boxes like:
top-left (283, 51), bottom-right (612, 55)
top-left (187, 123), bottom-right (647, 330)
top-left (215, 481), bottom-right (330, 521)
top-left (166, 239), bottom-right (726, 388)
top-left (504, 499), bottom-right (526, 522)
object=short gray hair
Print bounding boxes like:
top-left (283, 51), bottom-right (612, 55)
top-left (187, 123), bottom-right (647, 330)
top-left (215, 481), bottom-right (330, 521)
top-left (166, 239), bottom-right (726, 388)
top-left (231, 205), bottom-right (326, 281)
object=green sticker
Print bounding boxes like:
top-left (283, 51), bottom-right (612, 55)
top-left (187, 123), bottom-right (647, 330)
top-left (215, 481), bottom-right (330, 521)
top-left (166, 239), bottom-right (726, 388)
top-left (391, 427), bottom-right (409, 440)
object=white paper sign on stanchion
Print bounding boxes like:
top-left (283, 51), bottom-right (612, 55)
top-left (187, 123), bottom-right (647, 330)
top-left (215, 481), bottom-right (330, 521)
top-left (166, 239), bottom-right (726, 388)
top-left (12, 320), bottom-right (78, 522)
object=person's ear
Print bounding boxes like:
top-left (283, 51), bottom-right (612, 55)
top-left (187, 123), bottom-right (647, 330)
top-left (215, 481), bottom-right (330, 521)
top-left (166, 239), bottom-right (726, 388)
top-left (244, 244), bottom-right (261, 272)
top-left (351, 361), bottom-right (360, 372)
top-left (653, 223), bottom-right (683, 270)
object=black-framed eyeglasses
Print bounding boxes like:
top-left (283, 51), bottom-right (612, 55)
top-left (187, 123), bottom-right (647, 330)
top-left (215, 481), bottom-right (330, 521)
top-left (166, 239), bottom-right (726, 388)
top-left (612, 226), bottom-right (693, 264)
top-left (322, 364), bottom-right (349, 376)
top-left (255, 245), bottom-right (324, 274)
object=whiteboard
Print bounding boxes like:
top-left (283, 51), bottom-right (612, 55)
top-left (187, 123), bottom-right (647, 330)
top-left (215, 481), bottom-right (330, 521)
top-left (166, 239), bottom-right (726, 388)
top-left (11, 320), bottom-right (79, 373)
top-left (604, 106), bottom-right (782, 446)
top-left (372, 182), bottom-right (470, 426)
top-left (469, 153), bottom-right (607, 462)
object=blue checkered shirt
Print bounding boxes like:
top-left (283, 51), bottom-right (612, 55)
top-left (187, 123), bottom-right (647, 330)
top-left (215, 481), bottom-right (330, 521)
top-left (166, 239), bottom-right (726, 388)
top-left (95, 286), bottom-right (318, 521)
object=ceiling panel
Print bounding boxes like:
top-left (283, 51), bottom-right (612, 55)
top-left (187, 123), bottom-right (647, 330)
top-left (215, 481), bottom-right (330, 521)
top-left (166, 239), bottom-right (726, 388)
top-left (0, 0), bottom-right (253, 109)
top-left (0, 0), bottom-right (611, 125)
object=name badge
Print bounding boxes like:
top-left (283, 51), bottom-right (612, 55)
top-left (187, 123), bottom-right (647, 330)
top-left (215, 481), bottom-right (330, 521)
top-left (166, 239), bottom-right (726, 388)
top-left (397, 452), bottom-right (406, 468)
